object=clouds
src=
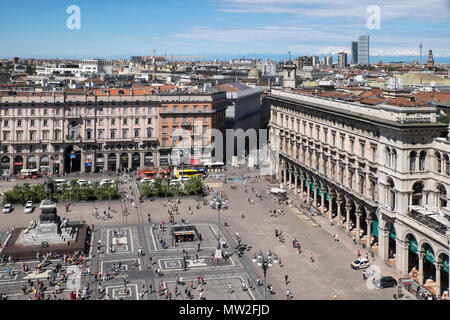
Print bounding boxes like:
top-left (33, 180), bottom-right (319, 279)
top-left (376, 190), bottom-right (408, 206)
top-left (216, 0), bottom-right (450, 21)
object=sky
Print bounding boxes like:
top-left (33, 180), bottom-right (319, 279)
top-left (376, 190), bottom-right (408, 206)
top-left (0, 0), bottom-right (449, 61)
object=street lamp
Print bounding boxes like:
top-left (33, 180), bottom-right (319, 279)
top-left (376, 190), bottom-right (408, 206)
top-left (214, 196), bottom-right (224, 260)
top-left (253, 250), bottom-right (275, 300)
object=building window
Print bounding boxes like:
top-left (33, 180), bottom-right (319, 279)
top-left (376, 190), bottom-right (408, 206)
top-left (111, 119), bottom-right (116, 125)
top-left (350, 138), bottom-right (354, 154)
top-left (360, 142), bottom-right (365, 158)
top-left (18, 109), bottom-right (22, 116)
top-left (42, 145), bottom-right (47, 152)
top-left (162, 138), bottom-right (168, 147)
top-left (98, 130), bottom-right (104, 138)
top-left (43, 120), bottom-right (48, 127)
top-left (147, 118), bottom-right (152, 125)
top-left (193, 106), bottom-right (198, 113)
top-left (436, 152), bottom-right (442, 173)
top-left (410, 151), bottom-right (417, 171)
top-left (122, 130), bottom-right (128, 138)
top-left (371, 146), bottom-right (377, 162)
top-left (162, 127), bottom-right (168, 134)
top-left (162, 117), bottom-right (167, 123)
top-left (31, 109), bottom-right (35, 115)
top-left (123, 118), bottom-right (128, 125)
top-left (387, 178), bottom-right (395, 210)
top-left (147, 128), bottom-right (152, 138)
top-left (110, 130), bottom-right (115, 139)
top-left (111, 107), bottom-right (116, 115)
top-left (30, 120), bottom-right (35, 127)
top-left (135, 107), bottom-right (139, 114)
top-left (99, 119), bottom-right (104, 126)
top-left (340, 135), bottom-right (345, 149)
top-left (3, 120), bottom-right (8, 127)
top-left (87, 131), bottom-right (92, 140)
top-left (173, 117), bottom-right (178, 124)
top-left (135, 118), bottom-right (139, 125)
top-left (183, 106), bottom-right (188, 112)
top-left (134, 130), bottom-right (139, 138)
top-left (123, 108), bottom-right (127, 115)
top-left (332, 133), bottom-right (336, 146)
top-left (419, 151), bottom-right (426, 171)
top-left (173, 106), bottom-right (178, 113)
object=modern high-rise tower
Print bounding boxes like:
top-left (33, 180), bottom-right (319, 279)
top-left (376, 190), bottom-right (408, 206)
top-left (351, 41), bottom-right (358, 64)
top-left (357, 35), bottom-right (369, 65)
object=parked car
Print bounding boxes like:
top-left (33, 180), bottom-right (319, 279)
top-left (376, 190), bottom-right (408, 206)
top-left (24, 202), bottom-right (34, 214)
top-left (351, 257), bottom-right (370, 270)
top-left (76, 179), bottom-right (91, 186)
top-left (3, 204), bottom-right (12, 214)
top-left (375, 276), bottom-right (397, 289)
top-left (100, 179), bottom-right (114, 186)
top-left (140, 178), bottom-right (154, 185)
top-left (169, 179), bottom-right (181, 186)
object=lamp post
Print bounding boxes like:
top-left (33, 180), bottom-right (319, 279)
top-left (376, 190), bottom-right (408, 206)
top-left (215, 198), bottom-right (223, 259)
top-left (254, 250), bottom-right (275, 300)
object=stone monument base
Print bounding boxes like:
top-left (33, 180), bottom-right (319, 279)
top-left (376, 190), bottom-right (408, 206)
top-left (1, 225), bottom-right (90, 261)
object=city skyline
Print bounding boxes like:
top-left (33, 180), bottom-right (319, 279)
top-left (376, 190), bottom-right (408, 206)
top-left (0, 0), bottom-right (449, 60)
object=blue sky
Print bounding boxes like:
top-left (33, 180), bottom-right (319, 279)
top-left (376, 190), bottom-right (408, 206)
top-left (1, 0), bottom-right (449, 60)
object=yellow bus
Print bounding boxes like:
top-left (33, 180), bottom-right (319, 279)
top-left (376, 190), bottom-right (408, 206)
top-left (174, 167), bottom-right (206, 179)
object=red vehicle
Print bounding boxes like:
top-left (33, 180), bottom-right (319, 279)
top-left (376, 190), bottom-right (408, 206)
top-left (137, 167), bottom-right (158, 180)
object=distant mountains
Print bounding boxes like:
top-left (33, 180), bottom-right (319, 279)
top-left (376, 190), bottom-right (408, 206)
top-left (3, 53), bottom-right (450, 64)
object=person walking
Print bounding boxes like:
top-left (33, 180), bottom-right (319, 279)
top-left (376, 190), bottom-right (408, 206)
top-left (309, 252), bottom-right (314, 262)
top-left (285, 274), bottom-right (288, 285)
top-left (228, 282), bottom-right (232, 294)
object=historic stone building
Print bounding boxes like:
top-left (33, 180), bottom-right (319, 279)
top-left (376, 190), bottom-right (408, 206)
top-left (0, 90), bottom-right (226, 175)
top-left (267, 89), bottom-right (450, 297)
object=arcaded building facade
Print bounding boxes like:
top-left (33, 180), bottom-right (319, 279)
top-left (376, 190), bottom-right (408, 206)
top-left (268, 89), bottom-right (450, 297)
top-left (0, 90), bottom-right (226, 175)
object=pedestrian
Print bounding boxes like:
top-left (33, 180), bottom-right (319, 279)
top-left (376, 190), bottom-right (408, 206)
top-left (285, 274), bottom-right (288, 285)
top-left (309, 252), bottom-right (314, 262)
top-left (333, 292), bottom-right (337, 300)
top-left (362, 270), bottom-right (367, 280)
top-left (228, 282), bottom-right (232, 293)
top-left (286, 288), bottom-right (291, 300)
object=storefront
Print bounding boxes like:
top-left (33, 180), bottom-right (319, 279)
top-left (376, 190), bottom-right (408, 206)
top-left (40, 155), bottom-right (50, 175)
top-left (1, 156), bottom-right (10, 176)
top-left (13, 156), bottom-right (23, 175)
top-left (144, 152), bottom-right (154, 167)
top-left (26, 156), bottom-right (37, 169)
top-left (132, 153), bottom-right (141, 171)
top-left (107, 154), bottom-right (117, 172)
top-left (95, 153), bottom-right (105, 173)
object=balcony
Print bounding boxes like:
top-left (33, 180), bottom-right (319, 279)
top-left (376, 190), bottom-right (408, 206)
top-left (407, 208), bottom-right (449, 236)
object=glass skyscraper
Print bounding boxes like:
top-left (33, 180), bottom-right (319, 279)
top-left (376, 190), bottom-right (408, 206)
top-left (357, 35), bottom-right (369, 65)
top-left (351, 41), bottom-right (358, 64)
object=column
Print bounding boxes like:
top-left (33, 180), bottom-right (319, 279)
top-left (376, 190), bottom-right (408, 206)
top-left (378, 228), bottom-right (390, 262)
top-left (294, 170), bottom-right (298, 192)
top-left (418, 252), bottom-right (425, 284)
top-left (435, 263), bottom-right (442, 298)
top-left (355, 206), bottom-right (361, 241)
top-left (320, 183), bottom-right (325, 214)
top-left (306, 177), bottom-right (311, 204)
top-left (80, 151), bottom-right (86, 173)
top-left (345, 205), bottom-right (352, 232)
top-left (9, 157), bottom-right (13, 176)
top-left (366, 214), bottom-right (373, 247)
top-left (313, 180), bottom-right (318, 207)
top-left (328, 193), bottom-right (334, 218)
top-left (116, 155), bottom-right (120, 172)
top-left (283, 166), bottom-right (287, 188)
top-left (128, 153), bottom-right (132, 171)
top-left (287, 166), bottom-right (291, 186)
top-left (337, 200), bottom-right (342, 222)
top-left (278, 162), bottom-right (282, 183)
top-left (400, 240), bottom-right (410, 276)
top-left (140, 152), bottom-right (145, 168)
top-left (300, 173), bottom-right (304, 195)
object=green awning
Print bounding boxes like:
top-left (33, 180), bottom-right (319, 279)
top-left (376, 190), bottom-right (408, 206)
top-left (444, 259), bottom-right (449, 273)
top-left (409, 239), bottom-right (418, 253)
top-left (424, 244), bottom-right (434, 263)
top-left (373, 220), bottom-right (378, 238)
top-left (389, 224), bottom-right (396, 240)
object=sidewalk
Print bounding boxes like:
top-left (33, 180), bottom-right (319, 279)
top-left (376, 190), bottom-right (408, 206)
top-left (279, 183), bottom-right (417, 299)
